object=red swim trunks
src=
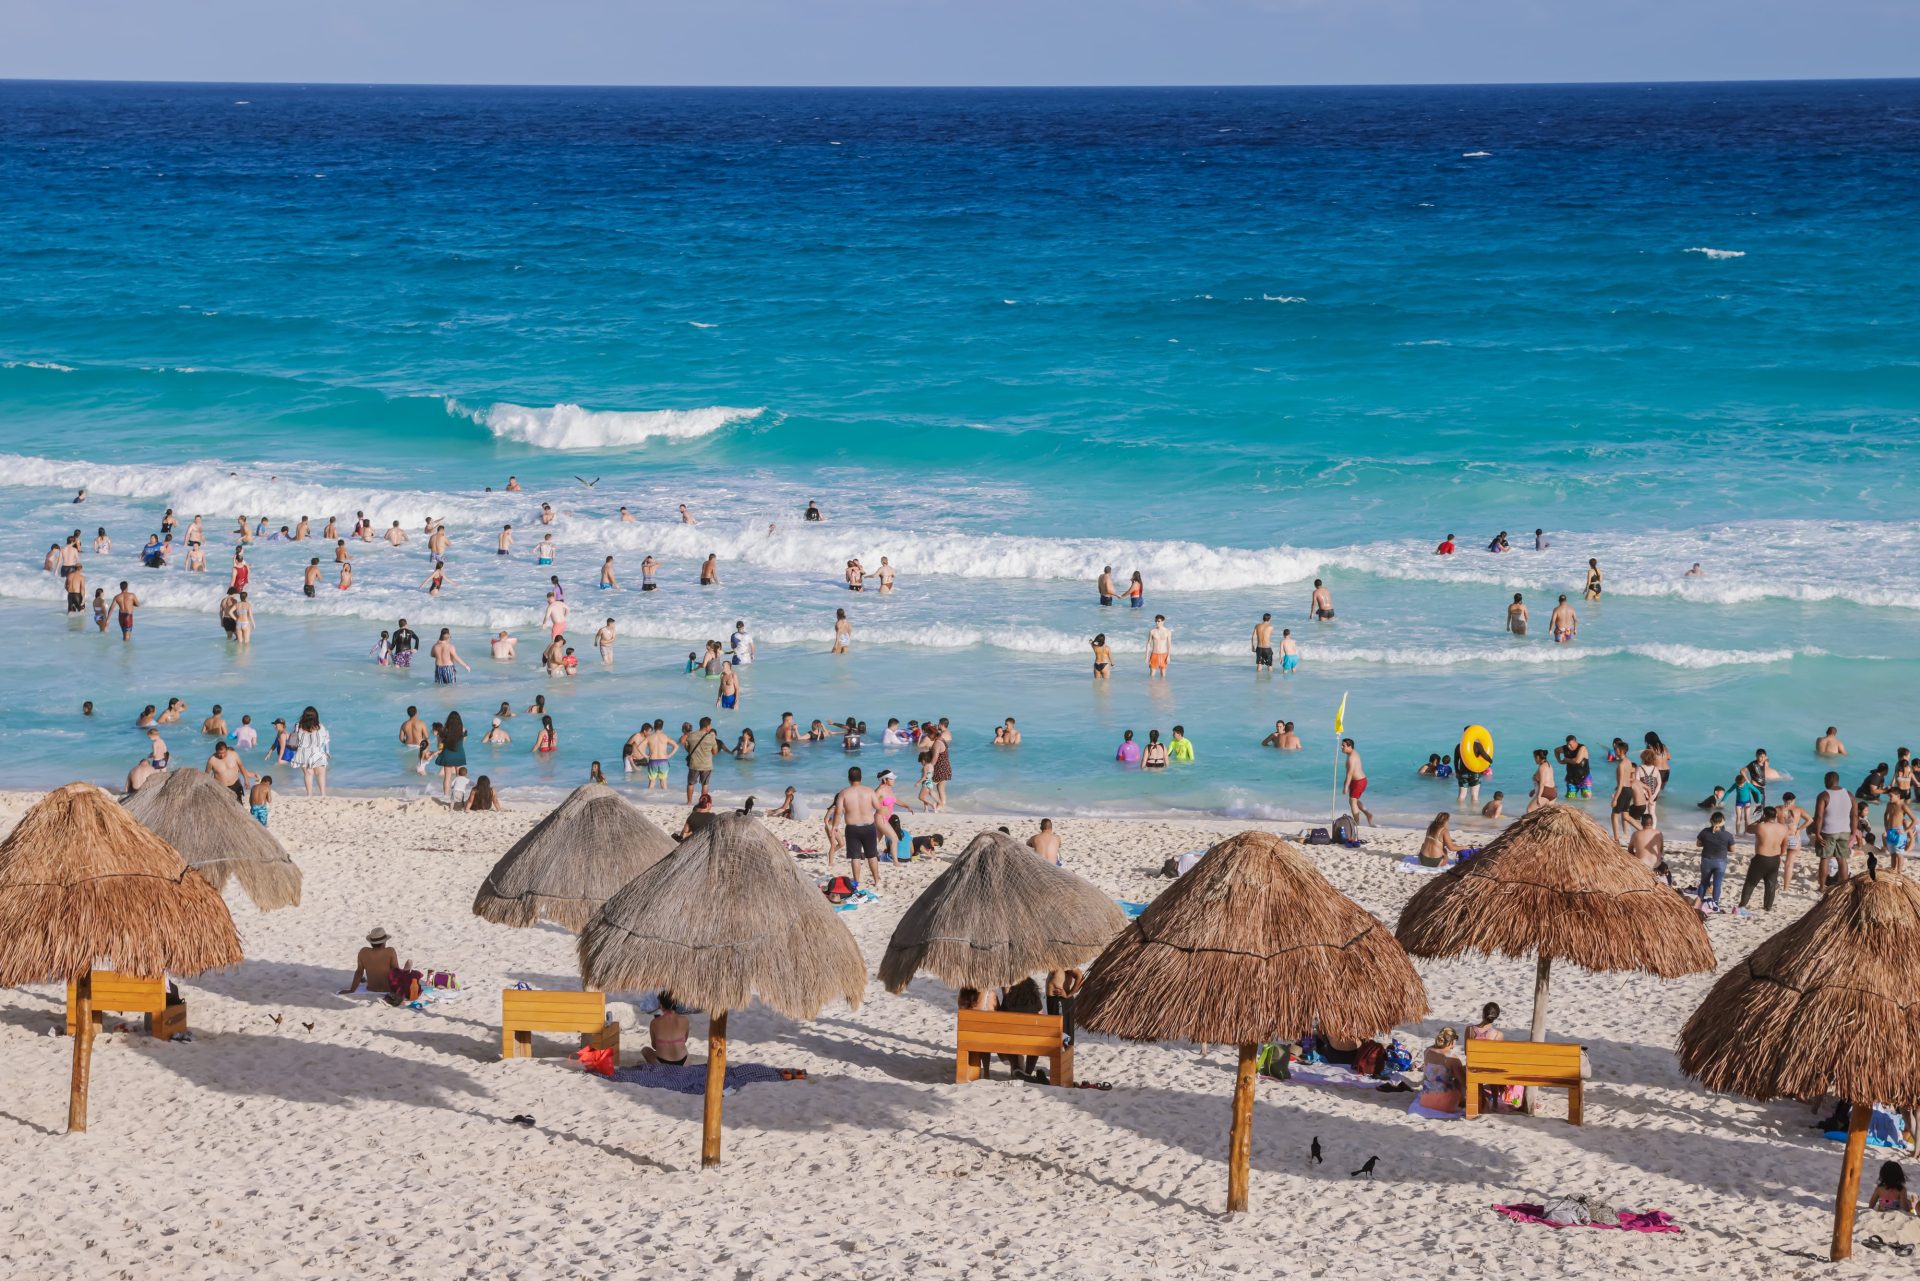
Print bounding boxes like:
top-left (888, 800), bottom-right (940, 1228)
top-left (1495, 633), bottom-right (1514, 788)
top-left (1348, 777), bottom-right (1369, 798)
top-left (1147, 652), bottom-right (1168, 670)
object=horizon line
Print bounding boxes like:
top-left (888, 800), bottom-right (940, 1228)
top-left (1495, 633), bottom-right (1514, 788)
top-left (3, 74), bottom-right (1916, 92)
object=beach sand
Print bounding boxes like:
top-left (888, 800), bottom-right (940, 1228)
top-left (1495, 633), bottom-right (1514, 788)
top-left (0, 789), bottom-right (1899, 1279)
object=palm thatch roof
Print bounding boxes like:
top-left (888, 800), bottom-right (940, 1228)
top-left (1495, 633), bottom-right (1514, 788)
top-left (1077, 831), bottom-right (1427, 1045)
top-left (1395, 803), bottom-right (1715, 977)
top-left (121, 767), bottom-right (302, 911)
top-left (577, 812), bottom-right (865, 1018)
top-left (0, 783), bottom-right (243, 985)
top-left (879, 830), bottom-right (1127, 993)
top-left (473, 783), bottom-right (675, 932)
top-left (1678, 871), bottom-right (1920, 1109)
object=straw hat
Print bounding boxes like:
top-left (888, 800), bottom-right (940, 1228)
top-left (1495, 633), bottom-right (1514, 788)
top-left (366, 927), bottom-right (390, 945)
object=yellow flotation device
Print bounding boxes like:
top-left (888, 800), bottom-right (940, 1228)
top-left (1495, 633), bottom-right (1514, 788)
top-left (1458, 724), bottom-right (1494, 774)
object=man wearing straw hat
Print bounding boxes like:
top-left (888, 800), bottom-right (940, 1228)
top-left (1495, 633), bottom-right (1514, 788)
top-left (340, 928), bottom-right (399, 995)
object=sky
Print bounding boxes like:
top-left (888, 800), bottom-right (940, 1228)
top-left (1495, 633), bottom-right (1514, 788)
top-left (0, 0), bottom-right (1915, 87)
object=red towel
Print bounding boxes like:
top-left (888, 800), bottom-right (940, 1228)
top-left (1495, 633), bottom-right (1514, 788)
top-left (1494, 1204), bottom-right (1680, 1233)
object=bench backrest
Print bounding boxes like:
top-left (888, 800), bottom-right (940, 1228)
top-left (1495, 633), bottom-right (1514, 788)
top-left (69, 970), bottom-right (166, 1014)
top-left (1465, 1038), bottom-right (1582, 1075)
top-left (957, 1008), bottom-right (1064, 1054)
top-left (502, 988), bottom-right (606, 1032)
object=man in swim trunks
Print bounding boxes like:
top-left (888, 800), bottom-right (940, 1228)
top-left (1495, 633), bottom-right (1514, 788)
top-left (1506, 593), bottom-right (1528, 635)
top-left (699, 553), bottom-right (719, 586)
top-left (303, 558), bottom-right (321, 597)
top-left (431, 629), bottom-right (471, 684)
top-left (391, 618), bottom-right (419, 669)
top-left (1548, 595), bottom-right (1577, 643)
top-left (491, 630), bottom-right (518, 660)
top-left (1435, 533), bottom-right (1455, 555)
top-left (1815, 727), bottom-right (1847, 756)
top-left (1146, 615), bottom-right (1172, 678)
top-left (640, 554), bottom-right (658, 590)
top-left (1279, 628), bottom-right (1299, 673)
top-left (497, 524), bottom-right (513, 555)
top-left (1341, 738), bottom-right (1374, 826)
top-left (398, 707), bottom-right (429, 747)
top-left (1251, 613), bottom-right (1274, 673)
top-left (205, 740), bottom-right (256, 801)
top-left (110, 581), bottom-right (138, 641)
top-left (644, 721), bottom-right (674, 792)
top-left (1455, 725), bottom-right (1487, 809)
top-left (1097, 566), bottom-right (1117, 606)
top-left (1309, 579), bottom-right (1334, 621)
top-left (1555, 735), bottom-right (1592, 796)
top-left (828, 765), bottom-right (882, 887)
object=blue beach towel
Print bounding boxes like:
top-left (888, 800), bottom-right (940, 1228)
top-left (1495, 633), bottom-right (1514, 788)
top-left (1118, 900), bottom-right (1149, 919)
top-left (608, 1062), bottom-right (789, 1094)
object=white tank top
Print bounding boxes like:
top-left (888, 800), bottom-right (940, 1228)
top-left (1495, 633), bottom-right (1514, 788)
top-left (1820, 787), bottom-right (1853, 835)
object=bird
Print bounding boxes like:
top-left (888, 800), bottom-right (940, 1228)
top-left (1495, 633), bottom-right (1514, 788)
top-left (268, 1012), bottom-right (283, 1026)
top-left (574, 476), bottom-right (600, 489)
top-left (302, 1022), bottom-right (315, 1033)
top-left (1350, 1156), bottom-right (1379, 1180)
top-left (1309, 1137), bottom-right (1323, 1165)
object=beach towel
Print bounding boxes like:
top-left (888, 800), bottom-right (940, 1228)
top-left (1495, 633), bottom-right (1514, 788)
top-left (1118, 900), bottom-right (1149, 918)
top-left (607, 1062), bottom-right (792, 1095)
top-left (1396, 857), bottom-right (1448, 875)
top-left (1279, 1062), bottom-right (1390, 1091)
top-left (1407, 1099), bottom-right (1462, 1120)
top-left (1826, 1104), bottom-right (1908, 1151)
top-left (1494, 1204), bottom-right (1680, 1234)
top-left (833, 887), bottom-right (881, 913)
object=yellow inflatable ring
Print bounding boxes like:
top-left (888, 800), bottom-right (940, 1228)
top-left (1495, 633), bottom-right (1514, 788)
top-left (1458, 725), bottom-right (1494, 774)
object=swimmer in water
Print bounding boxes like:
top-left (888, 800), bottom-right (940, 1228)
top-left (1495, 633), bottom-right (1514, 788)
top-left (1583, 558), bottom-right (1603, 600)
top-left (678, 503), bottom-right (695, 524)
top-left (1279, 627), bottom-right (1299, 673)
top-left (595, 618), bottom-right (617, 665)
top-left (700, 553), bottom-right (719, 586)
top-left (1251, 613), bottom-right (1274, 673)
top-left (1309, 579), bottom-right (1334, 622)
top-left (1549, 594), bottom-right (1577, 643)
top-left (1684, 562), bottom-right (1703, 577)
top-left (1506, 593), bottom-right (1528, 636)
top-left (600, 556), bottom-right (619, 589)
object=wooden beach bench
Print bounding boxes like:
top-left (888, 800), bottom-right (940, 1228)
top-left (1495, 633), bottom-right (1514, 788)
top-left (65, 970), bottom-right (186, 1040)
top-left (955, 1009), bottom-right (1073, 1086)
top-left (1464, 1039), bottom-right (1586, 1124)
top-left (500, 988), bottom-right (619, 1061)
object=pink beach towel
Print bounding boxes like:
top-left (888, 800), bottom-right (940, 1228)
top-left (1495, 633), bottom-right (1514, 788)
top-left (1494, 1204), bottom-right (1680, 1234)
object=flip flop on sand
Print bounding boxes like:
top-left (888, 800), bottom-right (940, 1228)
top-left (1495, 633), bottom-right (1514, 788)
top-left (1074, 1081), bottom-right (1114, 1091)
top-left (509, 1114), bottom-right (536, 1126)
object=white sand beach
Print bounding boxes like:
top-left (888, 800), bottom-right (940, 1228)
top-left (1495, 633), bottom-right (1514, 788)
top-left (0, 790), bottom-right (1903, 1279)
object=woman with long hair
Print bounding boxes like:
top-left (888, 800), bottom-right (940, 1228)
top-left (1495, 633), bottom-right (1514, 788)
top-left (465, 774), bottom-right (504, 811)
top-left (437, 710), bottom-right (468, 798)
top-left (532, 715), bottom-right (557, 755)
top-left (291, 705), bottom-right (331, 796)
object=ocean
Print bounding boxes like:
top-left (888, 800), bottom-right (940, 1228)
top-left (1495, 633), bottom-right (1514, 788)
top-left (1, 78), bottom-right (1916, 823)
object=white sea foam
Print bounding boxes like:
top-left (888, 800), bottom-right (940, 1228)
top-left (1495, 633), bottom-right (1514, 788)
top-left (1462, 151), bottom-right (1492, 158)
top-left (1261, 294), bottom-right (1306, 303)
top-left (2, 360), bottom-right (75, 371)
top-left (449, 401), bottom-right (763, 450)
top-left (1686, 247), bottom-right (1746, 260)
top-left (687, 322), bottom-right (718, 329)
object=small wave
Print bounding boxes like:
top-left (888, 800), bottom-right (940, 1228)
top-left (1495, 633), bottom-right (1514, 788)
top-left (1398, 340), bottom-right (1451, 347)
top-left (687, 322), bottom-right (717, 329)
top-left (2, 360), bottom-right (75, 371)
top-left (1462, 151), bottom-right (1492, 158)
top-left (451, 401), bottom-right (763, 451)
top-left (1261, 294), bottom-right (1306, 303)
top-left (1686, 247), bottom-right (1745, 260)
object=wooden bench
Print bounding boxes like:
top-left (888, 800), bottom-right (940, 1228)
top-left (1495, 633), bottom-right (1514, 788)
top-left (66, 971), bottom-right (187, 1040)
top-left (955, 1009), bottom-right (1073, 1086)
top-left (500, 989), bottom-right (619, 1061)
top-left (1464, 1038), bottom-right (1586, 1124)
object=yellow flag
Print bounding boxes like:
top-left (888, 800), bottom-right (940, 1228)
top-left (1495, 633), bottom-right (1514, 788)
top-left (1333, 691), bottom-right (1348, 735)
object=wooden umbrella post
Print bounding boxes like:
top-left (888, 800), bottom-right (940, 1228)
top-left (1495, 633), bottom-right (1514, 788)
top-left (67, 971), bottom-right (94, 1133)
top-left (1831, 1100), bottom-right (1870, 1261)
top-left (1524, 955), bottom-right (1551, 1115)
top-left (1226, 1042), bottom-right (1257, 1213)
top-left (701, 1009), bottom-right (729, 1168)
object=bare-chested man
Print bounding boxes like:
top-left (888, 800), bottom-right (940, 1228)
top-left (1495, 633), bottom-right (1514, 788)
top-left (1627, 821), bottom-right (1664, 872)
top-left (399, 706), bottom-right (429, 747)
top-left (110, 580), bottom-right (139, 641)
top-left (201, 705), bottom-right (228, 737)
top-left (386, 521), bottom-right (408, 546)
top-left (1815, 726), bottom-right (1847, 756)
top-left (827, 766), bottom-right (883, 887)
top-left (204, 740), bottom-right (256, 800)
top-left (1341, 738), bottom-right (1373, 826)
top-left (491, 630), bottom-right (517, 660)
top-left (1251, 613), bottom-right (1275, 673)
top-left (700, 553), bottom-right (719, 586)
top-left (431, 629), bottom-right (471, 684)
top-left (1740, 807), bottom-right (1788, 911)
top-left (1309, 579), bottom-right (1335, 622)
top-left (1097, 566), bottom-right (1118, 606)
top-left (1027, 818), bottom-right (1061, 865)
top-left (1549, 594), bottom-right (1578, 643)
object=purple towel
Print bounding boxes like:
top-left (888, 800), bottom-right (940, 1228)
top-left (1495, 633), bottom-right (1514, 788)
top-left (1494, 1204), bottom-right (1680, 1233)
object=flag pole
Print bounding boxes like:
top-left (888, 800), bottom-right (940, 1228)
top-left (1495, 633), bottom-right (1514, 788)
top-left (1330, 691), bottom-right (1349, 826)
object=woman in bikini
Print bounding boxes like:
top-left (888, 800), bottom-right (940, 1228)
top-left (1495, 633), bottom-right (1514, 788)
top-left (1090, 633), bottom-right (1112, 680)
top-left (643, 994), bottom-right (691, 1065)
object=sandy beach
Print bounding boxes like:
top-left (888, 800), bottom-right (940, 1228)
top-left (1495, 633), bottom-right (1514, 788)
top-left (0, 788), bottom-right (1902, 1280)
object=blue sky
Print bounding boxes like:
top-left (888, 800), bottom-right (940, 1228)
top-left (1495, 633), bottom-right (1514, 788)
top-left (1, 0), bottom-right (1915, 85)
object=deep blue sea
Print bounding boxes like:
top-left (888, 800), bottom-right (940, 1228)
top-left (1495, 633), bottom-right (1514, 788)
top-left (2, 79), bottom-right (1917, 822)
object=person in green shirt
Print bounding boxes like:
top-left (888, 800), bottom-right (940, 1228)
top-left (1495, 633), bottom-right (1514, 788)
top-left (1168, 725), bottom-right (1195, 763)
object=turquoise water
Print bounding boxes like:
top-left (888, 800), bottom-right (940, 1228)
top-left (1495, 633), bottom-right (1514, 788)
top-left (2, 79), bottom-right (1917, 821)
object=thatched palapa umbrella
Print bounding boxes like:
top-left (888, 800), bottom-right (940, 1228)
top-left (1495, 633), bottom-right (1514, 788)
top-left (879, 829), bottom-right (1126, 995)
top-left (1678, 870), bottom-right (1920, 1261)
top-left (473, 783), bottom-right (674, 932)
top-left (577, 812), bottom-right (865, 1167)
top-left (1076, 831), bottom-right (1427, 1212)
top-left (1396, 804), bottom-right (1714, 1061)
top-left (122, 767), bottom-right (303, 911)
top-left (0, 783), bottom-right (242, 1131)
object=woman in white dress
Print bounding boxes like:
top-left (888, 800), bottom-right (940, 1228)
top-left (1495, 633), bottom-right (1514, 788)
top-left (290, 705), bottom-right (332, 796)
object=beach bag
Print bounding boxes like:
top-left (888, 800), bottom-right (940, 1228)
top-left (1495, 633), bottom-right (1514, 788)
top-left (822, 875), bottom-right (856, 904)
top-left (1354, 1040), bottom-right (1387, 1077)
top-left (1304, 827), bottom-right (1331, 846)
top-left (1385, 1037), bottom-right (1415, 1074)
top-left (1331, 815), bottom-right (1358, 846)
top-left (1541, 1195), bottom-right (1592, 1227)
top-left (387, 967), bottom-right (423, 1003)
top-left (572, 1046), bottom-right (616, 1078)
